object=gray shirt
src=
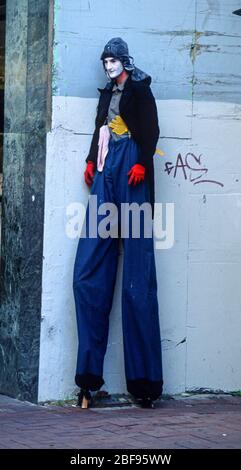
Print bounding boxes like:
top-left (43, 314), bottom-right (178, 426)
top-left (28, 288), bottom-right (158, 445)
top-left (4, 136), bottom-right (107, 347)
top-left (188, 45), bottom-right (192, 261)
top-left (107, 79), bottom-right (130, 141)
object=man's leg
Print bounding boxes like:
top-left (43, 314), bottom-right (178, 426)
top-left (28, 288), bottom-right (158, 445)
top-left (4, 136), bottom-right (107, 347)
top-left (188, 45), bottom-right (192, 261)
top-left (73, 168), bottom-right (119, 391)
top-left (122, 230), bottom-right (163, 400)
top-left (112, 138), bottom-right (163, 401)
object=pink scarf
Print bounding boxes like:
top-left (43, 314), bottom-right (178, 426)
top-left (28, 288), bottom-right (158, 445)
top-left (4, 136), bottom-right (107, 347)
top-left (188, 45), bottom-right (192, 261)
top-left (97, 125), bottom-right (111, 172)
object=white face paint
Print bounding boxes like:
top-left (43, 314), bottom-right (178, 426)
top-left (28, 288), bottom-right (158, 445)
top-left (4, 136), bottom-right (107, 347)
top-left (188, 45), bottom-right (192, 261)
top-left (103, 57), bottom-right (124, 79)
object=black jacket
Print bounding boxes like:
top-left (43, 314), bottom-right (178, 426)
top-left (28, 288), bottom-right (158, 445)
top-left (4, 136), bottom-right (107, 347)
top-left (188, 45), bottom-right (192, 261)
top-left (86, 67), bottom-right (160, 217)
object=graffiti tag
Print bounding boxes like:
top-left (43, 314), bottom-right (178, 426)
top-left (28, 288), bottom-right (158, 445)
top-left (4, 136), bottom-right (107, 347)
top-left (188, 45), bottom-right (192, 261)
top-left (164, 152), bottom-right (224, 187)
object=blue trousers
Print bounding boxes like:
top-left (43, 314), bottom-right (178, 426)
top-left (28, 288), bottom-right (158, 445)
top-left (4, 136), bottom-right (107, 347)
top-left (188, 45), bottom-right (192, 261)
top-left (73, 137), bottom-right (163, 400)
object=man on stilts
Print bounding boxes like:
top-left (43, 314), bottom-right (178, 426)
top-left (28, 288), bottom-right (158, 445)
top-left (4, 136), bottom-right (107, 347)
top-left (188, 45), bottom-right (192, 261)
top-left (73, 38), bottom-right (163, 409)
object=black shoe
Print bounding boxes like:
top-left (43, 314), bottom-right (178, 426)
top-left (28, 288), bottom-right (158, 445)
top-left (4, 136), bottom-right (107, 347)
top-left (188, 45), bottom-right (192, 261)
top-left (77, 389), bottom-right (92, 409)
top-left (139, 398), bottom-right (155, 409)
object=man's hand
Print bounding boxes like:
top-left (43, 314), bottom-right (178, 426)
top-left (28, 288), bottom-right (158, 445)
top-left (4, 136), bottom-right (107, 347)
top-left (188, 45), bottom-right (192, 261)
top-left (84, 161), bottom-right (95, 186)
top-left (127, 163), bottom-right (145, 186)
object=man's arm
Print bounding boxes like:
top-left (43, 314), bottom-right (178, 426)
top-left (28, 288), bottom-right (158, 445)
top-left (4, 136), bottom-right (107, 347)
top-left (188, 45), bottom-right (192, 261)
top-left (134, 84), bottom-right (159, 168)
top-left (85, 115), bottom-right (101, 167)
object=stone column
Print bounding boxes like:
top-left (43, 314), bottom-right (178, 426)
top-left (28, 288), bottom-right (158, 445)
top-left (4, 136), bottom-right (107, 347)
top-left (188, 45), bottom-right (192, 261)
top-left (0, 0), bottom-right (53, 402)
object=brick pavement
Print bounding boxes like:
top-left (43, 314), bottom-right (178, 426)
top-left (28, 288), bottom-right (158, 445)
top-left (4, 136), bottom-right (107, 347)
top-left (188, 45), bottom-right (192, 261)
top-left (0, 393), bottom-right (241, 449)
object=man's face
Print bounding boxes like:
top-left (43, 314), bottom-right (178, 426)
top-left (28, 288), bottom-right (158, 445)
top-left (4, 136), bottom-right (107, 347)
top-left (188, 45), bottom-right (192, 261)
top-left (104, 57), bottom-right (124, 79)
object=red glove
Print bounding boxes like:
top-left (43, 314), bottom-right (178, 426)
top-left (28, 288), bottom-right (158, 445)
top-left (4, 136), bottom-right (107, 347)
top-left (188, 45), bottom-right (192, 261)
top-left (127, 164), bottom-right (145, 186)
top-left (84, 161), bottom-right (95, 186)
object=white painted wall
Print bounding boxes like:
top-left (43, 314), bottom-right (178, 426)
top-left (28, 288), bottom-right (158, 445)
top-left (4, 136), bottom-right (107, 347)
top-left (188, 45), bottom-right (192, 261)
top-left (38, 95), bottom-right (241, 401)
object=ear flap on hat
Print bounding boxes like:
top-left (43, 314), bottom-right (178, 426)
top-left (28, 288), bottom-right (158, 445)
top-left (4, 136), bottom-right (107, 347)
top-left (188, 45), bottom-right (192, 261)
top-left (122, 55), bottom-right (135, 72)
